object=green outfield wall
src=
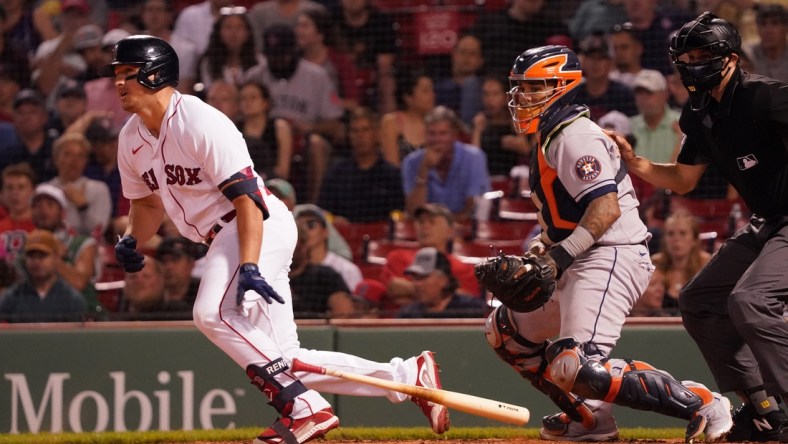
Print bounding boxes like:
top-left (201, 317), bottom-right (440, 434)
top-left (0, 320), bottom-right (715, 434)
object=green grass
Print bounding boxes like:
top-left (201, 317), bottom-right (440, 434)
top-left (0, 427), bottom-right (687, 443)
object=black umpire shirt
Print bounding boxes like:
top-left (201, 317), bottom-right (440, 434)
top-left (677, 67), bottom-right (788, 218)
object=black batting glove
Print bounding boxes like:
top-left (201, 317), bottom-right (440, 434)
top-left (115, 235), bottom-right (145, 273)
top-left (237, 263), bottom-right (284, 305)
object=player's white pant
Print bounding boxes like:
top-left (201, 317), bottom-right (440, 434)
top-left (192, 196), bottom-right (413, 419)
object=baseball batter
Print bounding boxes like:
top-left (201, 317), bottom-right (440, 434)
top-left (481, 45), bottom-right (732, 442)
top-left (108, 35), bottom-right (448, 444)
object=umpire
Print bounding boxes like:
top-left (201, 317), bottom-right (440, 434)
top-left (610, 12), bottom-right (788, 442)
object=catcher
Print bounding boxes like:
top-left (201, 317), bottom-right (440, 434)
top-left (475, 45), bottom-right (733, 443)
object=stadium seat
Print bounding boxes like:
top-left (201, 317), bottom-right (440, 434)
top-left (473, 220), bottom-right (535, 241)
top-left (334, 221), bottom-right (393, 260)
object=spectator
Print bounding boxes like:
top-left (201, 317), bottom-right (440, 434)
top-left (629, 69), bottom-right (681, 164)
top-left (30, 2), bottom-right (92, 97)
top-left (47, 79), bottom-right (87, 140)
top-left (0, 163), bottom-right (37, 265)
top-left (47, 132), bottom-right (112, 241)
top-left (155, 237), bottom-right (200, 313)
top-left (197, 8), bottom-right (260, 90)
top-left (332, 0), bottom-right (397, 113)
top-left (295, 8), bottom-right (360, 111)
top-left (607, 22), bottom-right (645, 88)
top-left (238, 80), bottom-right (293, 180)
top-left (573, 33), bottom-right (638, 120)
top-left (2, 0), bottom-right (57, 61)
top-left (141, 0), bottom-right (199, 94)
top-left (171, 0), bottom-right (233, 55)
top-left (121, 255), bottom-right (179, 319)
top-left (433, 34), bottom-right (484, 127)
top-left (402, 106), bottom-right (491, 223)
top-left (31, 183), bottom-right (101, 313)
top-left (3, 89), bottom-right (57, 182)
top-left (380, 203), bottom-right (481, 309)
top-left (472, 76), bottom-right (532, 177)
top-left (380, 70), bottom-right (434, 167)
top-left (205, 79), bottom-right (240, 122)
top-left (397, 247), bottom-right (489, 319)
top-left (245, 25), bottom-right (344, 142)
top-left (70, 24), bottom-right (107, 82)
top-left (623, 0), bottom-right (692, 75)
top-left (78, 117), bottom-right (128, 220)
top-left (248, 0), bottom-right (325, 52)
top-left (0, 229), bottom-right (86, 322)
top-left (84, 28), bottom-right (131, 132)
top-left (289, 220), bottom-right (356, 318)
top-left (244, 25), bottom-right (341, 202)
top-left (570, 0), bottom-right (629, 41)
top-left (746, 3), bottom-right (788, 82)
top-left (294, 203), bottom-right (362, 292)
top-left (0, 62), bottom-right (25, 122)
top-left (317, 107), bottom-right (403, 223)
top-left (470, 0), bottom-right (568, 77)
top-left (632, 210), bottom-right (711, 316)
top-left (0, 5), bottom-right (31, 93)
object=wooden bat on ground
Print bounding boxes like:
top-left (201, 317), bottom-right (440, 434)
top-left (291, 358), bottom-right (530, 426)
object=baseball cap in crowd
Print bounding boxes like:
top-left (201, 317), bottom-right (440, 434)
top-left (263, 24), bottom-right (296, 55)
top-left (73, 24), bottom-right (104, 51)
top-left (61, 0), bottom-right (89, 14)
top-left (32, 183), bottom-right (68, 208)
top-left (24, 229), bottom-right (59, 255)
top-left (756, 3), bottom-right (787, 24)
top-left (56, 79), bottom-right (86, 100)
top-left (405, 247), bottom-right (453, 277)
top-left (598, 110), bottom-right (631, 135)
top-left (352, 278), bottom-right (387, 307)
top-left (102, 28), bottom-right (131, 49)
top-left (293, 203), bottom-right (328, 228)
top-left (266, 178), bottom-right (295, 201)
top-left (13, 89), bottom-right (45, 109)
top-left (156, 237), bottom-right (196, 260)
top-left (633, 69), bottom-right (667, 93)
top-left (578, 33), bottom-right (610, 58)
top-left (414, 203), bottom-right (454, 224)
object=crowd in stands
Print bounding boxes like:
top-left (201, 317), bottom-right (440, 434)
top-left (2, 0), bottom-right (780, 322)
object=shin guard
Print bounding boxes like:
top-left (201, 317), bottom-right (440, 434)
top-left (247, 358), bottom-right (308, 416)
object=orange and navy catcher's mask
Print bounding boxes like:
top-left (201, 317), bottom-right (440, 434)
top-left (507, 45), bottom-right (583, 134)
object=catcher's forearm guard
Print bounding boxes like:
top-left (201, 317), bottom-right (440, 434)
top-left (474, 253), bottom-right (556, 313)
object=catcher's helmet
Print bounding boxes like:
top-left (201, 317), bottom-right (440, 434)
top-left (103, 35), bottom-right (179, 90)
top-left (507, 45), bottom-right (582, 134)
top-left (670, 12), bottom-right (740, 110)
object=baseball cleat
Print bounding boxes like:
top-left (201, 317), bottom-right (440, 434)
top-left (411, 351), bottom-right (450, 434)
top-left (254, 407), bottom-right (339, 444)
top-left (726, 402), bottom-right (787, 442)
top-left (539, 408), bottom-right (619, 442)
top-left (686, 392), bottom-right (733, 443)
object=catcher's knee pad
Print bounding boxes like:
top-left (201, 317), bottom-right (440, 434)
top-left (247, 358), bottom-right (308, 416)
top-left (544, 338), bottom-right (612, 399)
top-left (606, 359), bottom-right (703, 420)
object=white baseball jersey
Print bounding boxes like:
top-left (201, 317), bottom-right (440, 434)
top-left (118, 91), bottom-right (264, 243)
top-left (117, 90), bottom-right (423, 420)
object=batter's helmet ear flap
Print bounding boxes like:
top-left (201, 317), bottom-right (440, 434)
top-left (102, 35), bottom-right (179, 90)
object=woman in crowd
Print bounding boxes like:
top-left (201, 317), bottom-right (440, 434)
top-left (197, 7), bottom-right (260, 90)
top-left (379, 70), bottom-right (435, 167)
top-left (238, 80), bottom-right (293, 181)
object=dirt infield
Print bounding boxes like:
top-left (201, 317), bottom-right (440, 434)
top-left (180, 440), bottom-right (689, 444)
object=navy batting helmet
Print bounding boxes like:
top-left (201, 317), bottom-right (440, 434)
top-left (507, 45), bottom-right (582, 134)
top-left (670, 12), bottom-right (740, 110)
top-left (103, 35), bottom-right (179, 90)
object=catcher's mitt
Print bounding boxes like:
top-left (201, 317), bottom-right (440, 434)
top-left (474, 253), bottom-right (557, 313)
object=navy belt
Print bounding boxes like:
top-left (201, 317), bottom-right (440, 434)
top-left (202, 210), bottom-right (237, 246)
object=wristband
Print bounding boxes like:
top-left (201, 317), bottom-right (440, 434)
top-left (560, 226), bottom-right (595, 257)
top-left (547, 245), bottom-right (575, 277)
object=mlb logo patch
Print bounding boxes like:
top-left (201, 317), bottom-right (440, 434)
top-left (736, 154), bottom-right (758, 171)
top-left (575, 156), bottom-right (601, 181)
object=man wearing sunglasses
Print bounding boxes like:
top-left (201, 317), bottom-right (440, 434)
top-left (610, 12), bottom-right (788, 441)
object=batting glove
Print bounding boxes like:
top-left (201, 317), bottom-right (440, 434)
top-left (238, 263), bottom-right (284, 305)
top-left (115, 235), bottom-right (145, 273)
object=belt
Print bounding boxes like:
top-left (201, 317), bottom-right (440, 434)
top-left (202, 210), bottom-right (237, 246)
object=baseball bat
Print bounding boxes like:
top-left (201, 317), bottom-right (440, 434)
top-left (291, 358), bottom-right (530, 426)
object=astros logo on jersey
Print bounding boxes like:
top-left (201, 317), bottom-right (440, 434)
top-left (575, 156), bottom-right (601, 181)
